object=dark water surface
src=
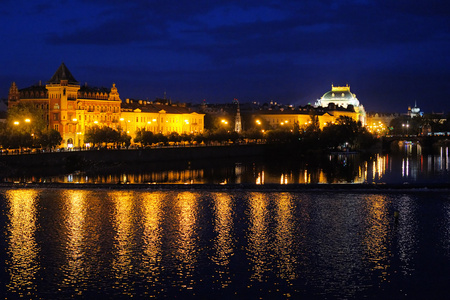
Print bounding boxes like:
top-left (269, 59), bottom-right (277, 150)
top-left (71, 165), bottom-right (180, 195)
top-left (5, 146), bottom-right (449, 185)
top-left (1, 188), bottom-right (450, 299)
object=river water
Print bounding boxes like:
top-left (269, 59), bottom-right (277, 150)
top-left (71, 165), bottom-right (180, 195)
top-left (1, 145), bottom-right (450, 298)
top-left (1, 188), bottom-right (450, 299)
top-left (5, 145), bottom-right (449, 185)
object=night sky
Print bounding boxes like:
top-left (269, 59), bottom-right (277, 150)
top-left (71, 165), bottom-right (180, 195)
top-left (1, 0), bottom-right (449, 113)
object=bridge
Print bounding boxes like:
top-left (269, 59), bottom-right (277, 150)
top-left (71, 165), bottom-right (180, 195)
top-left (381, 135), bottom-right (450, 152)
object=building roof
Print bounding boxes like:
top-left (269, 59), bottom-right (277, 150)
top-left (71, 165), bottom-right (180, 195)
top-left (321, 85), bottom-right (356, 101)
top-left (47, 62), bottom-right (79, 84)
top-left (121, 101), bottom-right (195, 114)
top-left (79, 85), bottom-right (110, 94)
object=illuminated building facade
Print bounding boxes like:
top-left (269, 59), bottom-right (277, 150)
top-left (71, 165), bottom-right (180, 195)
top-left (120, 99), bottom-right (204, 140)
top-left (366, 113), bottom-right (399, 136)
top-left (8, 63), bottom-right (121, 147)
top-left (7, 63), bottom-right (204, 147)
top-left (315, 84), bottom-right (366, 125)
top-left (256, 105), bottom-right (360, 130)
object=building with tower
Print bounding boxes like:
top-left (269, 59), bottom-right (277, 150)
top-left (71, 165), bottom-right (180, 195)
top-left (7, 63), bottom-right (204, 148)
top-left (8, 63), bottom-right (121, 148)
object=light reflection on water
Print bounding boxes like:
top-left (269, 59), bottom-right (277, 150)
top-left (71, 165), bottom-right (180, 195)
top-left (60, 190), bottom-right (88, 295)
top-left (211, 193), bottom-right (234, 287)
top-left (110, 191), bottom-right (135, 295)
top-left (363, 195), bottom-right (390, 276)
top-left (6, 146), bottom-right (450, 185)
top-left (5, 189), bottom-right (40, 298)
top-left (174, 192), bottom-right (198, 291)
top-left (1, 189), bottom-right (450, 299)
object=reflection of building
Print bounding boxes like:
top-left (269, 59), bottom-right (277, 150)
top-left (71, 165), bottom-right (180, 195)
top-left (120, 99), bottom-right (204, 140)
top-left (315, 84), bottom-right (366, 125)
top-left (8, 63), bottom-right (122, 147)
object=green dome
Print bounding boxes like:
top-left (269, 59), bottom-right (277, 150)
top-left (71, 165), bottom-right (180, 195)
top-left (321, 90), bottom-right (354, 100)
top-left (317, 85), bottom-right (360, 108)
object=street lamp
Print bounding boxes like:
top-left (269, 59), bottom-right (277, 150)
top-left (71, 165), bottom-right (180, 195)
top-left (402, 123), bottom-right (409, 136)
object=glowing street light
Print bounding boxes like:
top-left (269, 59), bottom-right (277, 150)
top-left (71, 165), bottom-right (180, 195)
top-left (402, 123), bottom-right (409, 136)
top-left (13, 121), bottom-right (19, 125)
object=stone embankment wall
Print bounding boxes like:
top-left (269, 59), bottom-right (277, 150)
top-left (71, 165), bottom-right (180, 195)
top-left (0, 144), bottom-right (266, 168)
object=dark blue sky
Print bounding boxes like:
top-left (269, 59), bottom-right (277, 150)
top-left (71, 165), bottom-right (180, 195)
top-left (1, 0), bottom-right (449, 113)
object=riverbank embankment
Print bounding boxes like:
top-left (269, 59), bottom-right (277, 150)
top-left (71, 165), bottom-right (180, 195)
top-left (0, 144), bottom-right (273, 176)
top-left (1, 182), bottom-right (449, 192)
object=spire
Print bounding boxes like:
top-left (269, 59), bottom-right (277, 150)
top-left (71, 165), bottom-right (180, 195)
top-left (234, 98), bottom-right (242, 133)
top-left (47, 62), bottom-right (78, 84)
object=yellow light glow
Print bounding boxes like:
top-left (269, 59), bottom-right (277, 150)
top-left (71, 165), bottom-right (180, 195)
top-left (13, 121), bottom-right (19, 125)
top-left (120, 118), bottom-right (124, 121)
top-left (72, 118), bottom-right (77, 122)
top-left (5, 189), bottom-right (39, 292)
top-left (25, 119), bottom-right (31, 123)
top-left (94, 121), bottom-right (98, 124)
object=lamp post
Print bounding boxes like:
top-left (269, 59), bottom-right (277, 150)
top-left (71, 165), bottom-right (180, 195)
top-left (120, 118), bottom-right (124, 133)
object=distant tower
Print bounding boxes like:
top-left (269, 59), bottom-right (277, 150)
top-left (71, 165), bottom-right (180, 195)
top-left (234, 99), bottom-right (242, 133)
top-left (410, 101), bottom-right (422, 118)
top-left (8, 82), bottom-right (20, 107)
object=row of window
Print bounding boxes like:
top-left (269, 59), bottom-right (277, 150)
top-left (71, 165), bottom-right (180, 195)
top-left (131, 116), bottom-right (202, 124)
top-left (82, 105), bottom-right (119, 112)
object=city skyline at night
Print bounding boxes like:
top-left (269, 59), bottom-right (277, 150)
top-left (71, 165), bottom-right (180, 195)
top-left (1, 0), bottom-right (449, 113)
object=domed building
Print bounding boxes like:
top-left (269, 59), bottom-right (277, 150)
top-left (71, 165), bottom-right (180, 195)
top-left (315, 84), bottom-right (366, 125)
